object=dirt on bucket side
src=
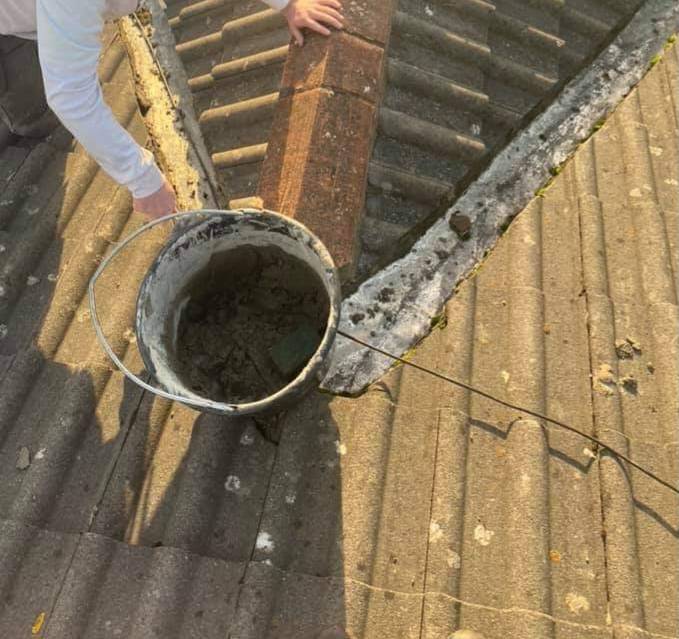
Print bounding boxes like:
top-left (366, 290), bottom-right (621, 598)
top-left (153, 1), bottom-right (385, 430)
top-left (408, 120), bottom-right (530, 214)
top-left (172, 244), bottom-right (330, 405)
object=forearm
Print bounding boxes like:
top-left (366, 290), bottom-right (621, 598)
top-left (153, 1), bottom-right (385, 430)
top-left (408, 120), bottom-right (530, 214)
top-left (43, 78), bottom-right (163, 198)
top-left (36, 0), bottom-right (162, 198)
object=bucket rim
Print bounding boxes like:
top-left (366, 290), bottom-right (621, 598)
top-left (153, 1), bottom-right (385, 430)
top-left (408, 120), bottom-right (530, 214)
top-left (134, 208), bottom-right (342, 415)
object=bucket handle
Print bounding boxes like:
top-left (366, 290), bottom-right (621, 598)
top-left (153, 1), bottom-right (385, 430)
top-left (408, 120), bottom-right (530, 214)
top-left (87, 211), bottom-right (236, 413)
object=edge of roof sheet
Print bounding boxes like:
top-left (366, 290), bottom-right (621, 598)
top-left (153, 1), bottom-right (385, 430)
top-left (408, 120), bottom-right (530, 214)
top-left (321, 0), bottom-right (679, 395)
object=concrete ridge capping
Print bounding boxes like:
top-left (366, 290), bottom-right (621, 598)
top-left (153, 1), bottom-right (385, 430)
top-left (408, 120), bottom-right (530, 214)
top-left (258, 0), bottom-right (396, 275)
top-left (322, 0), bottom-right (679, 395)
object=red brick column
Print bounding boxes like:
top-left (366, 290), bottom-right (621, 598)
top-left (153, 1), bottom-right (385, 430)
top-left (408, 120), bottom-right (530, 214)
top-left (258, 0), bottom-right (395, 277)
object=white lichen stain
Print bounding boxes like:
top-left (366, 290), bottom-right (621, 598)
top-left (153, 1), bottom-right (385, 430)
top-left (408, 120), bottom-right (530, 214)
top-left (649, 146), bottom-right (663, 156)
top-left (473, 523), bottom-right (494, 546)
top-left (500, 370), bottom-right (510, 385)
top-left (285, 469), bottom-right (301, 482)
top-left (0, 324), bottom-right (7, 340)
top-left (35, 448), bottom-right (47, 460)
top-left (424, 4), bottom-right (434, 16)
top-left (285, 493), bottom-right (296, 505)
top-left (224, 475), bottom-right (241, 493)
top-left (335, 441), bottom-right (347, 456)
top-left (565, 592), bottom-right (590, 615)
top-left (256, 532), bottom-right (275, 553)
top-left (240, 428), bottom-right (255, 446)
top-left (429, 521), bottom-right (444, 543)
top-left (629, 188), bottom-right (643, 198)
top-left (476, 323), bottom-right (490, 345)
top-left (664, 178), bottom-right (678, 186)
top-left (583, 447), bottom-right (597, 460)
top-left (47, 273), bottom-right (58, 282)
top-left (446, 549), bottom-right (461, 570)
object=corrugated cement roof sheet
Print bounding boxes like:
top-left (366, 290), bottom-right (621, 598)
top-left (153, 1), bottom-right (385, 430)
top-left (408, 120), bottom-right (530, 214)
top-left (0, 23), bottom-right (676, 639)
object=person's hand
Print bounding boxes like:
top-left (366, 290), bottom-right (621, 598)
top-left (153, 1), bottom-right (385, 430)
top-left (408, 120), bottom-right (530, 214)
top-left (281, 0), bottom-right (344, 47)
top-left (133, 177), bottom-right (177, 219)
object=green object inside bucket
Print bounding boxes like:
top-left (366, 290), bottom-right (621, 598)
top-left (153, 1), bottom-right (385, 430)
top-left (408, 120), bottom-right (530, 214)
top-left (269, 322), bottom-right (320, 378)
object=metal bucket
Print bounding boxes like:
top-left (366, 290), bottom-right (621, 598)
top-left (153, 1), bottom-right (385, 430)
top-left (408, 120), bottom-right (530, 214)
top-left (89, 209), bottom-right (341, 416)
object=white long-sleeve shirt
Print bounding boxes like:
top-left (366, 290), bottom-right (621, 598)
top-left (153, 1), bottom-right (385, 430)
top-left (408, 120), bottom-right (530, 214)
top-left (0, 0), bottom-right (288, 198)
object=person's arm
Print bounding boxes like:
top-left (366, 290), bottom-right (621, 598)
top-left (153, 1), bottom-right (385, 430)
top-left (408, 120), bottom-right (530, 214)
top-left (265, 0), bottom-right (344, 46)
top-left (36, 0), bottom-right (175, 217)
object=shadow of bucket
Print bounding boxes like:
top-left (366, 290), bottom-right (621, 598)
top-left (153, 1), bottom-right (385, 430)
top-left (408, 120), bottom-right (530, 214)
top-left (89, 209), bottom-right (341, 416)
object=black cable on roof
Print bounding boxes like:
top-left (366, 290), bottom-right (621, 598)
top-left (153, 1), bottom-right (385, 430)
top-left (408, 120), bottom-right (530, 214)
top-left (338, 330), bottom-right (679, 497)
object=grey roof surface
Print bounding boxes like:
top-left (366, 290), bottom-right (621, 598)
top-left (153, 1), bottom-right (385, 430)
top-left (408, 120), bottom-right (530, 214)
top-left (0, 21), bottom-right (677, 639)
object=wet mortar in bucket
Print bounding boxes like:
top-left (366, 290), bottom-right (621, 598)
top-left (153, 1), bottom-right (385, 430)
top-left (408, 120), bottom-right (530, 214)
top-left (168, 243), bottom-right (330, 404)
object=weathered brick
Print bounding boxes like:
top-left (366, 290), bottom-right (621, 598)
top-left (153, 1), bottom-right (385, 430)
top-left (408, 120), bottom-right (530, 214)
top-left (259, 89), bottom-right (376, 274)
top-left (258, 0), bottom-right (394, 276)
